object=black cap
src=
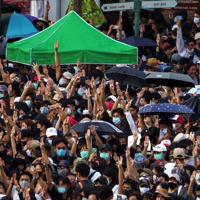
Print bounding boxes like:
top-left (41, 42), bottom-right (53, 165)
top-left (139, 179), bottom-right (150, 186)
top-left (100, 144), bottom-right (112, 151)
top-left (141, 129), bottom-right (148, 139)
top-left (195, 130), bottom-right (200, 137)
top-left (95, 176), bottom-right (108, 185)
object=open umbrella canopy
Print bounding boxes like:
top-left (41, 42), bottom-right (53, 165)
top-left (120, 36), bottom-right (156, 47)
top-left (2, 3), bottom-right (21, 14)
top-left (145, 72), bottom-right (194, 87)
top-left (65, 120), bottom-right (123, 137)
top-left (138, 103), bottom-right (195, 115)
top-left (6, 11), bottom-right (138, 66)
top-left (1, 13), bottom-right (38, 39)
top-left (106, 67), bottom-right (149, 88)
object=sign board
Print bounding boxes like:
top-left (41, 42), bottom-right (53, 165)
top-left (101, 1), bottom-right (177, 12)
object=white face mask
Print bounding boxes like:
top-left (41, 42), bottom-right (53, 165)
top-left (139, 187), bottom-right (149, 194)
top-left (187, 48), bottom-right (194, 53)
top-left (194, 17), bottom-right (200, 24)
top-left (59, 78), bottom-right (68, 86)
top-left (145, 124), bottom-right (152, 129)
top-left (153, 174), bottom-right (157, 184)
top-left (172, 123), bottom-right (177, 131)
top-left (83, 110), bottom-right (89, 115)
top-left (139, 177), bottom-right (150, 181)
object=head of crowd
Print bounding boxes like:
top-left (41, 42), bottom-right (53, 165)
top-left (2, 2), bottom-right (200, 200)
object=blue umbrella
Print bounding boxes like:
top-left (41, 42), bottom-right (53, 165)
top-left (1, 13), bottom-right (37, 39)
top-left (120, 36), bottom-right (156, 47)
top-left (138, 103), bottom-right (195, 115)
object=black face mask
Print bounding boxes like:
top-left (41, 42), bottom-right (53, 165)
top-left (34, 128), bottom-right (40, 135)
top-left (0, 151), bottom-right (6, 158)
top-left (188, 149), bottom-right (193, 156)
top-left (122, 189), bottom-right (131, 197)
top-left (36, 24), bottom-right (44, 31)
top-left (168, 182), bottom-right (177, 189)
top-left (15, 158), bottom-right (25, 165)
top-left (21, 141), bottom-right (27, 146)
top-left (95, 186), bottom-right (101, 191)
top-left (122, 144), bottom-right (127, 150)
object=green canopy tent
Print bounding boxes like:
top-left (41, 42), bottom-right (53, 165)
top-left (6, 11), bottom-right (138, 65)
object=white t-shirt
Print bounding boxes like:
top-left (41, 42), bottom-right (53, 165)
top-left (11, 186), bottom-right (42, 200)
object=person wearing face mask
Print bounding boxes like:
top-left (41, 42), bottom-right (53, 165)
top-left (167, 174), bottom-right (181, 197)
top-left (58, 72), bottom-right (73, 87)
top-left (33, 18), bottom-right (49, 32)
top-left (57, 160), bottom-right (70, 177)
top-left (151, 144), bottom-right (167, 167)
top-left (99, 144), bottom-right (118, 173)
top-left (170, 115), bottom-right (185, 139)
top-left (194, 11), bottom-right (200, 30)
top-left (176, 17), bottom-right (199, 64)
top-left (138, 179), bottom-right (150, 196)
top-left (46, 127), bottom-right (58, 146)
top-left (9, 172), bottom-right (42, 200)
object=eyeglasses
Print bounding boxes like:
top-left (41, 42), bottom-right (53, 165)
top-left (164, 47), bottom-right (171, 51)
top-left (139, 174), bottom-right (148, 177)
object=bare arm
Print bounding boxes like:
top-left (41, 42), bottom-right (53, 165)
top-left (54, 41), bottom-right (61, 81)
top-left (91, 125), bottom-right (103, 148)
top-left (117, 157), bottom-right (124, 194)
top-left (70, 130), bottom-right (78, 157)
top-left (85, 129), bottom-right (92, 156)
top-left (44, 0), bottom-right (50, 22)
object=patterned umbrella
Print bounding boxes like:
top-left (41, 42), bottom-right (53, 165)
top-left (0, 13), bottom-right (37, 39)
top-left (138, 103), bottom-right (194, 115)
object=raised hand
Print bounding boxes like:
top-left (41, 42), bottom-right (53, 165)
top-left (133, 130), bottom-right (138, 143)
top-left (77, 59), bottom-right (82, 70)
top-left (144, 136), bottom-right (149, 148)
top-left (176, 17), bottom-right (181, 29)
top-left (140, 24), bottom-right (145, 33)
top-left (32, 62), bottom-right (39, 72)
top-left (176, 159), bottom-right (184, 173)
top-left (54, 41), bottom-right (59, 51)
top-left (126, 147), bottom-right (130, 158)
top-left (70, 129), bottom-right (78, 140)
top-left (156, 34), bottom-right (160, 45)
top-left (85, 129), bottom-right (90, 140)
top-left (90, 125), bottom-right (97, 137)
top-left (46, 0), bottom-right (50, 11)
top-left (40, 137), bottom-right (44, 150)
top-left (125, 99), bottom-right (132, 111)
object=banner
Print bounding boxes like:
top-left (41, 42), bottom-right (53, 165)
top-left (66, 0), bottom-right (106, 27)
top-left (3, 0), bottom-right (30, 14)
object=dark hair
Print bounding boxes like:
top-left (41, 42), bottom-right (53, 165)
top-left (179, 57), bottom-right (189, 65)
top-left (154, 166), bottom-right (164, 174)
top-left (111, 108), bottom-right (124, 117)
top-left (128, 88), bottom-right (136, 97)
top-left (123, 179), bottom-right (139, 191)
top-left (75, 163), bottom-right (90, 177)
top-left (57, 176), bottom-right (72, 199)
top-left (172, 196), bottom-right (186, 200)
top-left (94, 158), bottom-right (107, 174)
top-left (21, 119), bottom-right (34, 129)
top-left (184, 165), bottom-right (195, 175)
top-left (26, 94), bottom-right (35, 102)
top-left (186, 64), bottom-right (197, 72)
top-left (142, 91), bottom-right (152, 104)
top-left (103, 167), bottom-right (118, 189)
top-left (157, 173), bottom-right (169, 181)
top-left (19, 171), bottom-right (33, 181)
top-left (196, 185), bottom-right (200, 192)
top-left (151, 92), bottom-right (161, 101)
top-left (196, 165), bottom-right (200, 171)
top-left (128, 191), bottom-right (142, 200)
top-left (156, 182), bottom-right (168, 191)
top-left (195, 11), bottom-right (200, 16)
top-left (36, 119), bottom-right (50, 129)
top-left (53, 137), bottom-right (68, 147)
top-left (97, 185), bottom-right (113, 200)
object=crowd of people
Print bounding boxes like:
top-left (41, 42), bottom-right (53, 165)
top-left (1, 1), bottom-right (200, 200)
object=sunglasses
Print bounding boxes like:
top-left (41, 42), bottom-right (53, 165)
top-left (164, 47), bottom-right (171, 51)
top-left (187, 44), bottom-right (194, 47)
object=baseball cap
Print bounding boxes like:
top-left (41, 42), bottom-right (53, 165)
top-left (171, 53), bottom-right (182, 62)
top-left (169, 174), bottom-right (180, 183)
top-left (14, 97), bottom-right (20, 103)
top-left (153, 144), bottom-right (167, 152)
top-left (173, 148), bottom-right (185, 159)
top-left (161, 139), bottom-right (171, 147)
top-left (73, 158), bottom-right (88, 170)
top-left (161, 43), bottom-right (170, 50)
top-left (138, 168), bottom-right (153, 176)
top-left (100, 144), bottom-right (112, 151)
top-left (106, 95), bottom-right (117, 102)
top-left (0, 85), bottom-right (8, 92)
top-left (139, 179), bottom-right (150, 187)
top-left (32, 76), bottom-right (39, 81)
top-left (58, 160), bottom-right (70, 168)
top-left (173, 133), bottom-right (188, 142)
top-left (152, 189), bottom-right (170, 199)
top-left (63, 72), bottom-right (73, 80)
top-left (94, 176), bottom-right (108, 185)
top-left (46, 127), bottom-right (57, 137)
top-left (195, 32), bottom-right (200, 40)
top-left (29, 140), bottom-right (40, 150)
top-left (170, 115), bottom-right (185, 124)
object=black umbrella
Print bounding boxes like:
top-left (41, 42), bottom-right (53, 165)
top-left (2, 3), bottom-right (21, 14)
top-left (65, 120), bottom-right (123, 137)
top-left (106, 67), bottom-right (149, 88)
top-left (138, 103), bottom-right (195, 115)
top-left (120, 36), bottom-right (156, 47)
top-left (145, 72), bottom-right (195, 87)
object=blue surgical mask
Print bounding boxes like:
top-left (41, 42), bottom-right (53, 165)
top-left (100, 153), bottom-right (109, 161)
top-left (67, 108), bottom-right (72, 116)
top-left (77, 108), bottom-right (82, 115)
top-left (40, 107), bottom-right (49, 114)
top-left (0, 94), bottom-right (4, 99)
top-left (57, 187), bottom-right (67, 194)
top-left (78, 90), bottom-right (83, 96)
top-left (154, 153), bottom-right (163, 161)
top-left (57, 170), bottom-right (67, 177)
top-left (1, 115), bottom-right (4, 119)
top-left (33, 83), bottom-right (38, 90)
top-left (80, 151), bottom-right (89, 159)
top-left (19, 115), bottom-right (23, 119)
top-left (96, 81), bottom-right (100, 85)
top-left (24, 100), bottom-right (31, 107)
top-left (112, 117), bottom-right (121, 125)
top-left (48, 140), bottom-right (52, 145)
top-left (57, 149), bottom-right (66, 157)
